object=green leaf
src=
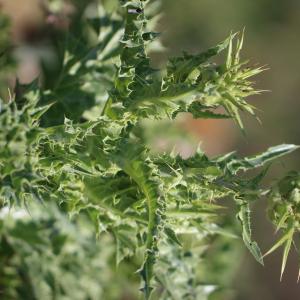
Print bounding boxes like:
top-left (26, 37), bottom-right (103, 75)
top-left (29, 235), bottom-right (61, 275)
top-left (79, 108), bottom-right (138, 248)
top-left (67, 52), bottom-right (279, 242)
top-left (237, 203), bottom-right (264, 265)
top-left (114, 142), bottom-right (164, 299)
top-left (187, 102), bottom-right (231, 119)
top-left (228, 144), bottom-right (299, 174)
top-left (164, 226), bottom-right (182, 246)
top-left (264, 223), bottom-right (294, 280)
top-left (114, 224), bottom-right (138, 265)
top-left (166, 33), bottom-right (236, 84)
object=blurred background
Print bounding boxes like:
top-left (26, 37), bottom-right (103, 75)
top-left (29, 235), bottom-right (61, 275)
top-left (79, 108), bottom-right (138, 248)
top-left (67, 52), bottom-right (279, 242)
top-left (0, 0), bottom-right (300, 299)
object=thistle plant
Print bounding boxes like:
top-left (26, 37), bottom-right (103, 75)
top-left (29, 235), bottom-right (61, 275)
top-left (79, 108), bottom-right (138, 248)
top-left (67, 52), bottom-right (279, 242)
top-left (0, 1), bottom-right (299, 299)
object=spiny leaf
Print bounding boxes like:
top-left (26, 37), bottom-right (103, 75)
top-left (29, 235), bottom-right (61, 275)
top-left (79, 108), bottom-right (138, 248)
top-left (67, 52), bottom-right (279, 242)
top-left (114, 224), bottom-right (138, 265)
top-left (238, 203), bottom-right (264, 265)
top-left (187, 102), bottom-right (231, 119)
top-left (264, 223), bottom-right (294, 280)
top-left (164, 226), bottom-right (182, 246)
top-left (114, 142), bottom-right (164, 299)
top-left (167, 33), bottom-right (237, 84)
top-left (280, 228), bottom-right (294, 281)
top-left (228, 144), bottom-right (299, 174)
top-left (263, 228), bottom-right (291, 257)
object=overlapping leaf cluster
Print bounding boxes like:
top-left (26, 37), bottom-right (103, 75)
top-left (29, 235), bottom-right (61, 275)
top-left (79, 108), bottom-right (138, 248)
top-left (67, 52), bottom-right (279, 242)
top-left (0, 204), bottom-right (114, 300)
top-left (266, 171), bottom-right (300, 280)
top-left (0, 0), bottom-right (299, 299)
